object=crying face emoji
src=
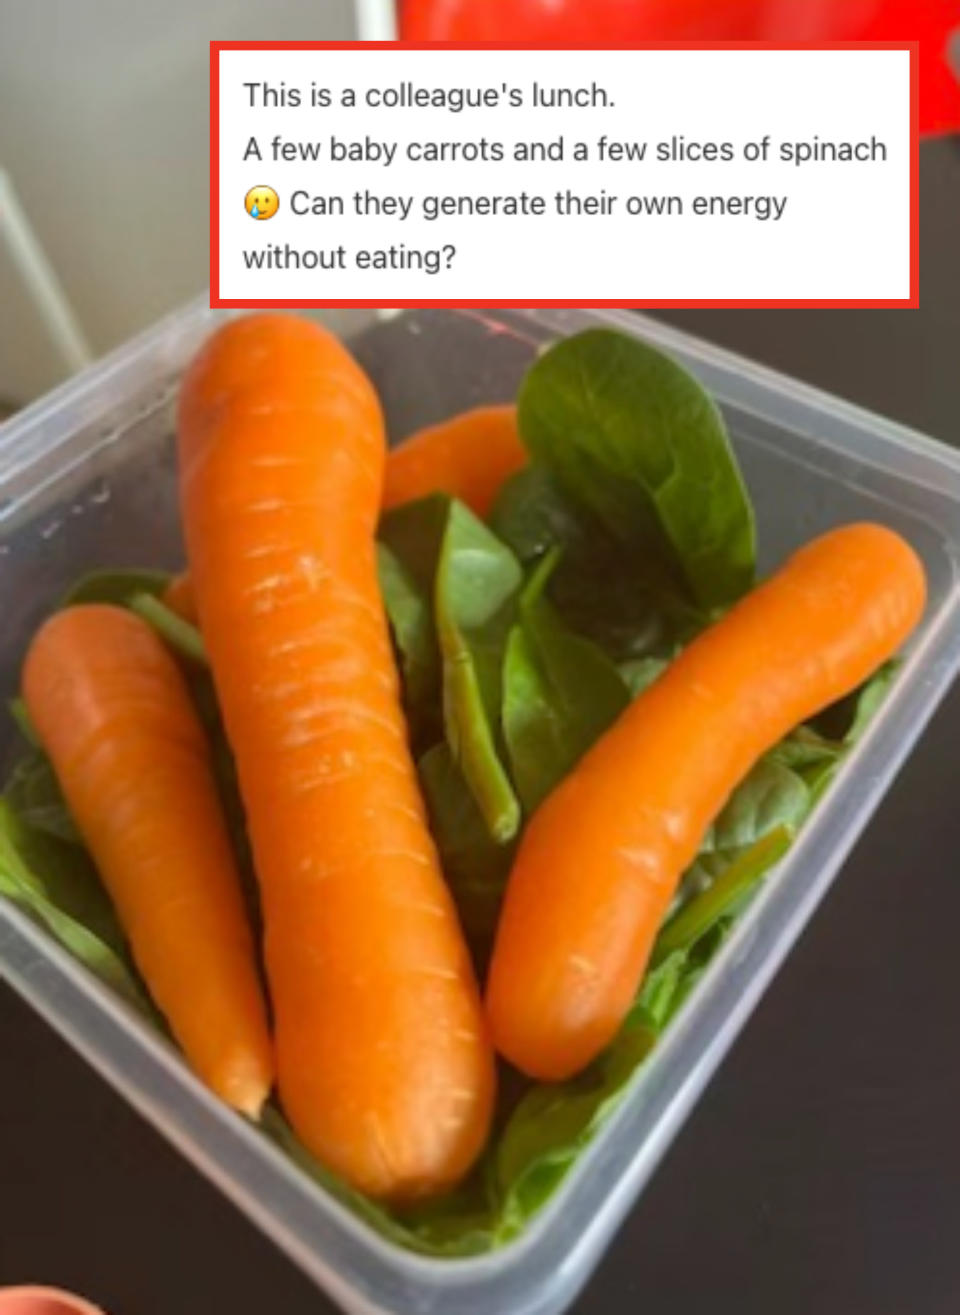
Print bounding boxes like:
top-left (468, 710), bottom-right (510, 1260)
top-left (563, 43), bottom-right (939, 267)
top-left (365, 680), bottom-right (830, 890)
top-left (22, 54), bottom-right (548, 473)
top-left (245, 186), bottom-right (279, 220)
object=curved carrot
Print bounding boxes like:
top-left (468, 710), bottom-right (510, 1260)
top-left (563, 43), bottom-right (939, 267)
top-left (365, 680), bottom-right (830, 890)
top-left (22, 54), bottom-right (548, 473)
top-left (22, 604), bottom-right (274, 1115)
top-left (383, 404), bottom-right (525, 516)
top-left (178, 313), bottom-right (494, 1201)
top-left (164, 403), bottom-right (525, 626)
top-left (487, 523), bottom-right (926, 1081)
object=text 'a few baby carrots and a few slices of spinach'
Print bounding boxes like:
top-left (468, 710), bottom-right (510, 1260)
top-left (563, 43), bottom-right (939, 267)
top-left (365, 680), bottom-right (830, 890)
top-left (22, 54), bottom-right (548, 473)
top-left (0, 326), bottom-right (903, 1253)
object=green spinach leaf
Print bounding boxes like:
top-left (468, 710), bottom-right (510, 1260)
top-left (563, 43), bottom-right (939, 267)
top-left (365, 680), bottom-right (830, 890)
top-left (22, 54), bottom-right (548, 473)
top-left (502, 552), bottom-right (629, 814)
top-left (60, 568), bottom-right (172, 608)
top-left (490, 464), bottom-right (593, 566)
top-left (376, 540), bottom-right (440, 746)
top-left (377, 495), bottom-right (452, 747)
top-left (0, 798), bottom-right (147, 1011)
top-left (618, 655), bottom-right (670, 698)
top-left (418, 743), bottom-right (514, 947)
top-left (491, 465), bottom-right (700, 662)
top-left (4, 748), bottom-right (79, 845)
top-left (494, 1017), bottom-right (656, 1240)
top-left (434, 501), bottom-right (523, 841)
top-left (128, 592), bottom-right (207, 665)
top-left (517, 329), bottom-right (755, 609)
top-left (380, 496), bottom-right (522, 835)
top-left (707, 758), bottom-right (810, 853)
top-left (56, 568), bottom-right (205, 665)
top-left (655, 826), bottom-right (793, 967)
top-left (8, 697), bottom-right (39, 746)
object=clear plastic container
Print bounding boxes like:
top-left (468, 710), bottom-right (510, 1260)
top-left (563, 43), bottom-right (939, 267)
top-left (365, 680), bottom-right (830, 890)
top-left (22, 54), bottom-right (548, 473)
top-left (2, 303), bottom-right (959, 1315)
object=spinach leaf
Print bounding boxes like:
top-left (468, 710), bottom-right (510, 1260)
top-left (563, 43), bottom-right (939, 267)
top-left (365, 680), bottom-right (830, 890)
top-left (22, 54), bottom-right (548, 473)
top-left (418, 743), bottom-right (514, 948)
top-left (434, 501), bottom-right (523, 841)
top-left (766, 728), bottom-right (842, 804)
top-left (376, 540), bottom-right (440, 746)
top-left (0, 798), bottom-right (147, 1011)
top-left (767, 726), bottom-right (843, 773)
top-left (494, 1017), bottom-right (656, 1240)
top-left (631, 949), bottom-right (690, 1030)
top-left (4, 748), bottom-right (79, 845)
top-left (57, 568), bottom-right (206, 665)
top-left (707, 758), bottom-right (810, 853)
top-left (678, 750), bottom-right (816, 909)
top-left (8, 697), bottom-right (39, 746)
top-left (491, 465), bottom-right (700, 662)
top-left (517, 329), bottom-right (755, 609)
top-left (380, 496), bottom-right (522, 835)
top-left (842, 661), bottom-right (900, 746)
top-left (60, 568), bottom-right (172, 608)
top-left (618, 655), bottom-right (670, 698)
top-left (808, 660), bottom-right (900, 745)
top-left (502, 552), bottom-right (629, 814)
top-left (655, 826), bottom-right (793, 967)
top-left (378, 495), bottom-right (451, 747)
top-left (129, 592), bottom-right (207, 665)
top-left (490, 464), bottom-right (593, 566)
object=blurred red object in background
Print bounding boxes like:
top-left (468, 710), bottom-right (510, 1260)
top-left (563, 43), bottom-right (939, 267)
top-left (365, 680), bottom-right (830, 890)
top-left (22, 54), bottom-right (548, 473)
top-left (400, 0), bottom-right (960, 136)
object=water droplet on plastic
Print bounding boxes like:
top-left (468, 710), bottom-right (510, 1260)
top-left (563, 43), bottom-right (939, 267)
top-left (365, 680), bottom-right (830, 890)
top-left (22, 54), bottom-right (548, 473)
top-left (88, 480), bottom-right (111, 506)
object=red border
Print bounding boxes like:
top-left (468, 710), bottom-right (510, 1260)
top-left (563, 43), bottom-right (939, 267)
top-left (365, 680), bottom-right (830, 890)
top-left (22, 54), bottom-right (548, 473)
top-left (210, 41), bottom-right (919, 310)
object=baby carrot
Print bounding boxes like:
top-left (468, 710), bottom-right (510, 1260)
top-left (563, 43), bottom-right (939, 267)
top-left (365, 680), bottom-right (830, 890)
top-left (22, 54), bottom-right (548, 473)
top-left (178, 313), bottom-right (495, 1201)
top-left (162, 571), bottom-right (196, 623)
top-left (163, 403), bottom-right (525, 626)
top-left (22, 604), bottom-right (274, 1115)
top-left (383, 404), bottom-right (525, 516)
top-left (487, 523), bottom-right (926, 1081)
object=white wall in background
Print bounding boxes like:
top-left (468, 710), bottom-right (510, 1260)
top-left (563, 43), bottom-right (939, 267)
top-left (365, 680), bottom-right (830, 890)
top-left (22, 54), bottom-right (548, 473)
top-left (0, 0), bottom-right (355, 369)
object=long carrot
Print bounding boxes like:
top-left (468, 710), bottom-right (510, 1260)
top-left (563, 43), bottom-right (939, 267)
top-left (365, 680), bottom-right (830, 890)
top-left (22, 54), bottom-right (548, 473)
top-left (22, 604), bottom-right (274, 1115)
top-left (486, 523), bottom-right (926, 1081)
top-left (178, 313), bottom-right (495, 1201)
top-left (163, 403), bottom-right (525, 626)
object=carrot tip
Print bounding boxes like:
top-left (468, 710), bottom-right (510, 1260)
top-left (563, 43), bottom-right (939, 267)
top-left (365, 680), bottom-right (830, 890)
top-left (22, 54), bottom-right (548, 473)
top-left (222, 1073), bottom-right (272, 1121)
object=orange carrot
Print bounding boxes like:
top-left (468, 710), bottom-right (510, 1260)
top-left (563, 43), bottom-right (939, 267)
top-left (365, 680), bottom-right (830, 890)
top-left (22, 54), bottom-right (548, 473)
top-left (22, 604), bottom-right (274, 1115)
top-left (162, 571), bottom-right (196, 623)
top-left (487, 523), bottom-right (926, 1082)
top-left (164, 403), bottom-right (525, 626)
top-left (178, 313), bottom-right (494, 1201)
top-left (383, 404), bottom-right (525, 516)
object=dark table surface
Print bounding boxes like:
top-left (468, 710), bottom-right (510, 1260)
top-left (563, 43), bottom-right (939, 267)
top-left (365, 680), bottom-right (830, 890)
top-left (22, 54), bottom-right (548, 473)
top-left (2, 139), bottom-right (959, 1315)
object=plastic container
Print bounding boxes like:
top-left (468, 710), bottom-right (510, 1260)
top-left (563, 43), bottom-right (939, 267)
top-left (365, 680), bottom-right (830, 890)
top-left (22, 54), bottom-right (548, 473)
top-left (1, 303), bottom-right (959, 1315)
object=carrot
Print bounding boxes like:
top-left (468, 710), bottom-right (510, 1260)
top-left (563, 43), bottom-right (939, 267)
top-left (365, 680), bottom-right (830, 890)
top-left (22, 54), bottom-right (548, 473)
top-left (178, 313), bottom-right (495, 1201)
top-left (163, 403), bottom-right (525, 627)
top-left (486, 523), bottom-right (926, 1082)
top-left (383, 404), bottom-right (525, 516)
top-left (162, 571), bottom-right (197, 623)
top-left (21, 604), bottom-right (274, 1115)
